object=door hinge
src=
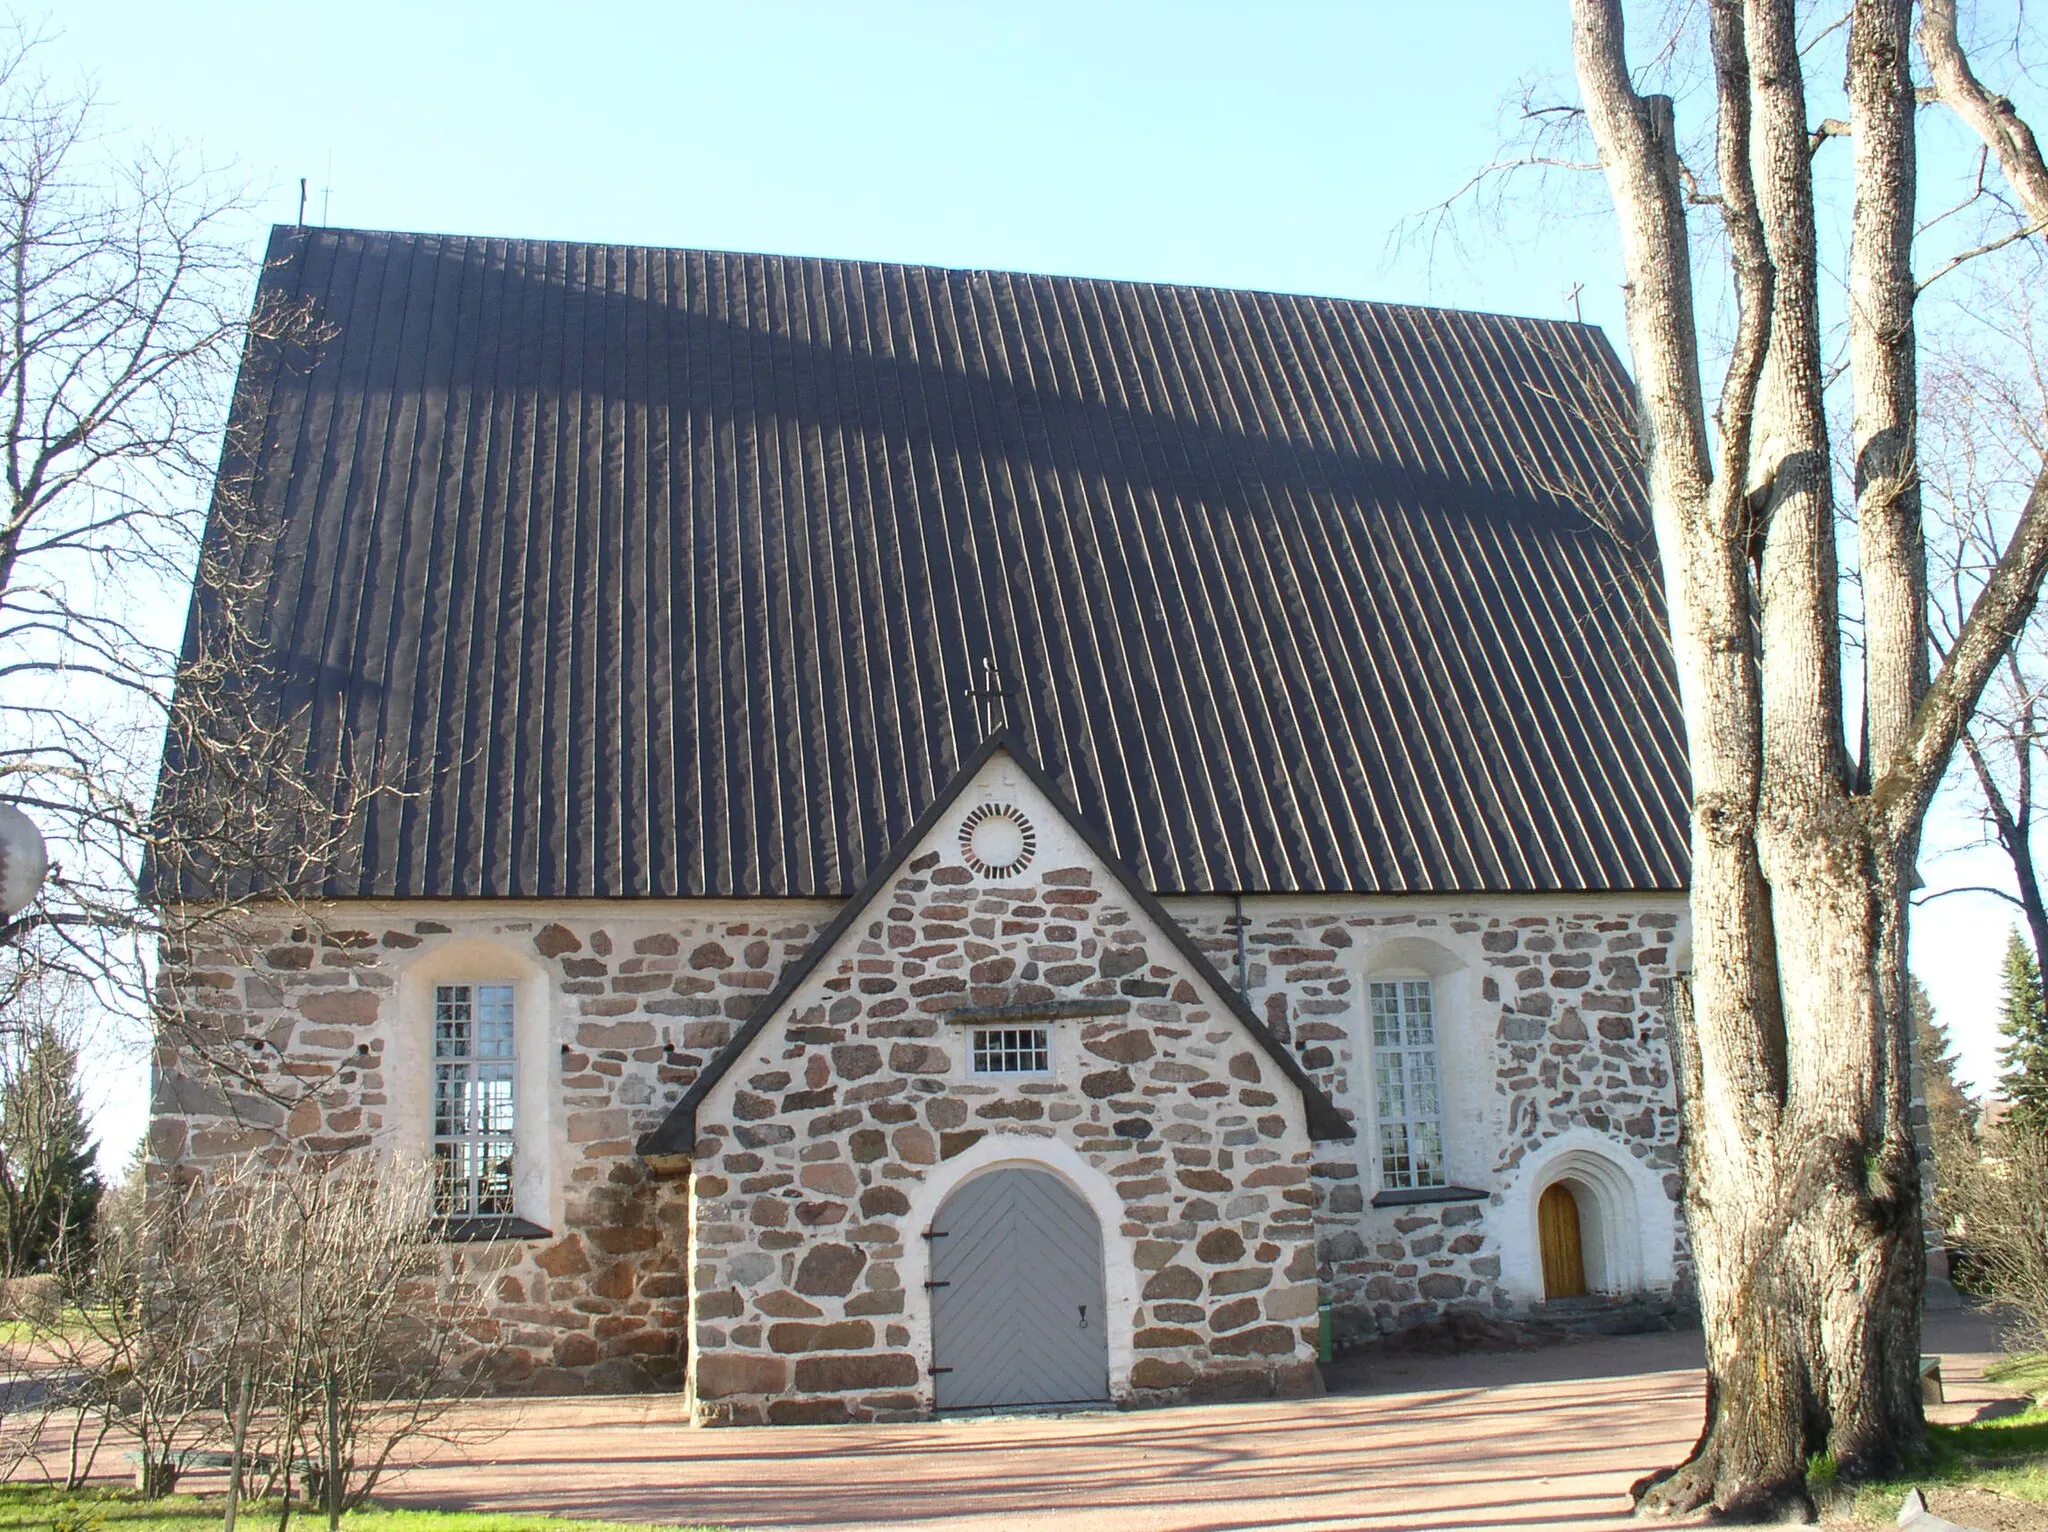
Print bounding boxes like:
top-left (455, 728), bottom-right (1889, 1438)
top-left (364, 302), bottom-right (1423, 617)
top-left (921, 1229), bottom-right (948, 1239)
top-left (925, 1280), bottom-right (951, 1289)
top-left (928, 1366), bottom-right (954, 1375)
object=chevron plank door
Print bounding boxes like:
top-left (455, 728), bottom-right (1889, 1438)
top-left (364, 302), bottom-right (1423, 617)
top-left (929, 1167), bottom-right (1110, 1409)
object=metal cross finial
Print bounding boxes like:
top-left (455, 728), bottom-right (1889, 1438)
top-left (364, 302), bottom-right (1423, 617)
top-left (965, 657), bottom-right (1017, 739)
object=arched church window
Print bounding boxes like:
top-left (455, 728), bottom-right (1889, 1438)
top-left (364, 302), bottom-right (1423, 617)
top-left (433, 982), bottom-right (517, 1216)
top-left (1370, 977), bottom-right (1446, 1190)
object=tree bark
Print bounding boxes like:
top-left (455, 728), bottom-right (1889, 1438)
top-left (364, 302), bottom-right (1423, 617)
top-left (1562, 0), bottom-right (2048, 1516)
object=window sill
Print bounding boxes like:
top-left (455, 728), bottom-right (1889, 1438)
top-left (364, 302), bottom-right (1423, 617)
top-left (1370, 1184), bottom-right (1488, 1209)
top-left (431, 1215), bottom-right (553, 1243)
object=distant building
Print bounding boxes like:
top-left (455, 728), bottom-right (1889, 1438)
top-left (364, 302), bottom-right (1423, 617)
top-left (1977, 1097), bottom-right (2013, 1140)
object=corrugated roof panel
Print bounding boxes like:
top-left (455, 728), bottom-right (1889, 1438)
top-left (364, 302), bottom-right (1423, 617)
top-left (164, 228), bottom-right (1692, 899)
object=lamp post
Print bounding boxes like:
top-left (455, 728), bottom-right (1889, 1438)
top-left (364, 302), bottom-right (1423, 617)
top-left (0, 803), bottom-right (49, 922)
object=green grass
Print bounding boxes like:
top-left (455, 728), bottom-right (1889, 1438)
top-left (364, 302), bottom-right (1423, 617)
top-left (0, 1306), bottom-right (110, 1346)
top-left (0, 1486), bottom-right (727, 1532)
top-left (1984, 1350), bottom-right (2048, 1400)
top-left (1844, 1404), bottom-right (2048, 1520)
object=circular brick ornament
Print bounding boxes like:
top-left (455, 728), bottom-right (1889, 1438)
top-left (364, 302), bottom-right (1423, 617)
top-left (959, 802), bottom-right (1037, 878)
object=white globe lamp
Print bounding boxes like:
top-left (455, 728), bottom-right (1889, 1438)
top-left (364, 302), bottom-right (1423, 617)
top-left (0, 803), bottom-right (49, 920)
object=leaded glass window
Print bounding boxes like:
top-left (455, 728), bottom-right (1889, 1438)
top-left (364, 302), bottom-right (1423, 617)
top-left (972, 1026), bottom-right (1051, 1074)
top-left (1370, 978), bottom-right (1446, 1190)
top-left (433, 982), bottom-right (516, 1216)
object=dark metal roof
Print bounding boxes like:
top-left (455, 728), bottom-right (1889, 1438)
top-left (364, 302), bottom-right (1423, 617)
top-left (640, 729), bottom-right (1356, 1160)
top-left (175, 226), bottom-right (1690, 900)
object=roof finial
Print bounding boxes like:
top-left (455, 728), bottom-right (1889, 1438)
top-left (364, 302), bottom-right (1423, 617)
top-left (965, 656), bottom-right (1016, 739)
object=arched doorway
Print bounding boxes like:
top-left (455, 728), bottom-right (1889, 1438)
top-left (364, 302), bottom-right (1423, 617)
top-left (1539, 1181), bottom-right (1588, 1298)
top-left (929, 1166), bottom-right (1109, 1409)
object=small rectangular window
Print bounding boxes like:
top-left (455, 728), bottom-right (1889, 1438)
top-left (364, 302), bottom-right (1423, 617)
top-left (433, 982), bottom-right (517, 1216)
top-left (1370, 978), bottom-right (1446, 1190)
top-left (972, 1026), bottom-right (1051, 1075)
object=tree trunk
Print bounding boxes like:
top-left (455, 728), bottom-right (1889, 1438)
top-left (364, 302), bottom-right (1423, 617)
top-left (1553, 0), bottom-right (2048, 1512)
top-left (225, 1373), bottom-right (252, 1532)
top-left (1637, 845), bottom-right (1924, 1520)
top-left (324, 1373), bottom-right (343, 1532)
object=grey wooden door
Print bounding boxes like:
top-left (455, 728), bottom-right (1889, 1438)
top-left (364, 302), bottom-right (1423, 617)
top-left (929, 1167), bottom-right (1109, 1409)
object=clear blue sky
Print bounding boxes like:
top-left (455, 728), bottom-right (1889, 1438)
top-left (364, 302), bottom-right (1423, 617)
top-left (54, 1), bottom-right (1625, 327)
top-left (46, 1), bottom-right (2017, 1148)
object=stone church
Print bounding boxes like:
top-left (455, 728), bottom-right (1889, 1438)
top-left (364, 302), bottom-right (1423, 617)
top-left (156, 226), bottom-right (1692, 1423)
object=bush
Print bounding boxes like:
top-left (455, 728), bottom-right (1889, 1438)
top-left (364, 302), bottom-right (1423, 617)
top-left (0, 1273), bottom-right (61, 1323)
top-left (1943, 1122), bottom-right (2048, 1346)
top-left (15, 1154), bottom-right (492, 1528)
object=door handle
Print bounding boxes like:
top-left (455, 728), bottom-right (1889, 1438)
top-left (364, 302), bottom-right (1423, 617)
top-left (1078, 1304), bottom-right (1089, 1329)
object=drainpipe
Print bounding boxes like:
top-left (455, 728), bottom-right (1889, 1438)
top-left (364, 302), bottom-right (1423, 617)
top-left (1232, 891), bottom-right (1250, 1001)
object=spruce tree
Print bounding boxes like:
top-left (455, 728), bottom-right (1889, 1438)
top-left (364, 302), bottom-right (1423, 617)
top-left (0, 1020), bottom-right (102, 1277)
top-left (1999, 928), bottom-right (2048, 1130)
top-left (1914, 980), bottom-right (1980, 1171)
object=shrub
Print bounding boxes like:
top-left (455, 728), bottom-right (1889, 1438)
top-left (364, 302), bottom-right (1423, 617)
top-left (1943, 1122), bottom-right (2048, 1347)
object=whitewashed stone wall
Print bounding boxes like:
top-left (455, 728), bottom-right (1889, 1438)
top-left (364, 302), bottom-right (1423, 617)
top-left (1166, 896), bottom-right (1691, 1339)
top-left (153, 900), bottom-right (834, 1391)
top-left (685, 754), bottom-right (1327, 1424)
top-left (154, 874), bottom-right (1689, 1402)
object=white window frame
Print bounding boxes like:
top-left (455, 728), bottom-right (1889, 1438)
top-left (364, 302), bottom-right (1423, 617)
top-left (970, 1025), bottom-right (1053, 1076)
top-left (433, 981), bottom-right (518, 1217)
top-left (1369, 976), bottom-right (1447, 1191)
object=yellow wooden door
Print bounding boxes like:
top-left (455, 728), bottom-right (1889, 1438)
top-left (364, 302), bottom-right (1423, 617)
top-left (1539, 1182), bottom-right (1587, 1298)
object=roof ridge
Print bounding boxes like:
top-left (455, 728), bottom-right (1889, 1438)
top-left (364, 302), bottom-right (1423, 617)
top-left (266, 224), bottom-right (1618, 339)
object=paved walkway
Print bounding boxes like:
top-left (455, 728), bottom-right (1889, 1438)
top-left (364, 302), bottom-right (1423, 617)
top-left (356, 1310), bottom-right (2012, 1531)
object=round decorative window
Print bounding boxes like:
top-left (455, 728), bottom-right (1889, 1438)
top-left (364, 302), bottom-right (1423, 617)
top-left (960, 803), bottom-right (1037, 879)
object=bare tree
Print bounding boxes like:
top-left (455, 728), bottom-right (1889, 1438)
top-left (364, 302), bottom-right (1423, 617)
top-left (226, 1156), bottom-right (488, 1529)
top-left (0, 28), bottom-right (263, 948)
top-left (1920, 270), bottom-right (2048, 972)
top-left (62, 1166), bottom-right (220, 1495)
top-left (1938, 1118), bottom-right (2048, 1348)
top-left (1563, 0), bottom-right (2048, 1518)
top-left (17, 1154), bottom-right (488, 1513)
top-left (0, 27), bottom-right (398, 1143)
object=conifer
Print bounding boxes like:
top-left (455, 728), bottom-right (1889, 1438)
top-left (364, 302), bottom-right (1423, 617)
top-left (1915, 980), bottom-right (1979, 1169)
top-left (1998, 928), bottom-right (2048, 1129)
top-left (0, 1020), bottom-right (102, 1277)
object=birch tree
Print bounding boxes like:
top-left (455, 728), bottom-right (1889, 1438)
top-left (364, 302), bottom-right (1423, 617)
top-left (1568, 0), bottom-right (2048, 1517)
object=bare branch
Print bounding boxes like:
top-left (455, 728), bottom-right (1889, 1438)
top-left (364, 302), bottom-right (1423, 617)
top-left (1923, 1), bottom-right (2048, 218)
top-left (1910, 883), bottom-right (2026, 907)
top-left (1811, 116), bottom-right (1852, 154)
top-left (1916, 214), bottom-right (2048, 293)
